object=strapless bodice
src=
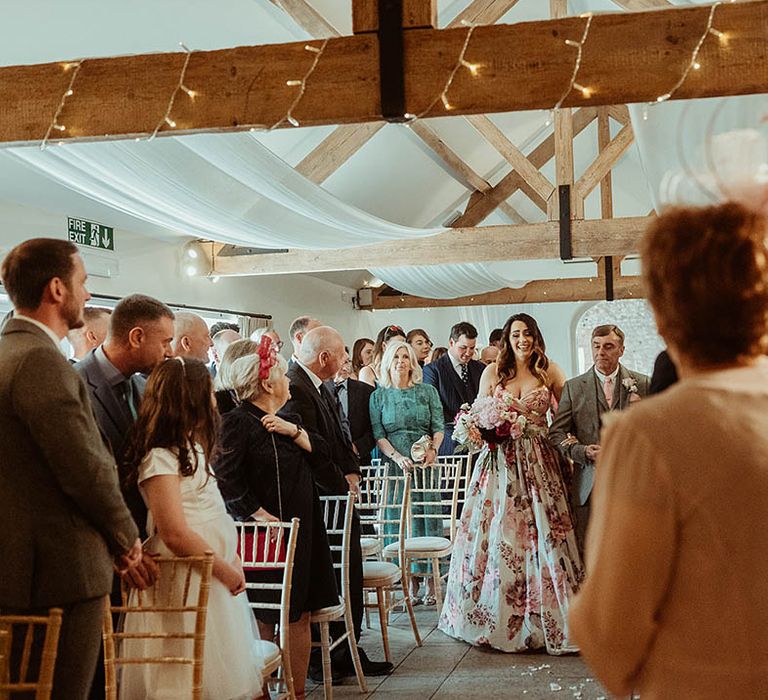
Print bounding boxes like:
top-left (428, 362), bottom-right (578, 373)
top-left (494, 385), bottom-right (551, 428)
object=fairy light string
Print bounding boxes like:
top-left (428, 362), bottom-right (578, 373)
top-left (150, 43), bottom-right (194, 140)
top-left (40, 60), bottom-right (83, 151)
top-left (268, 40), bottom-right (330, 130)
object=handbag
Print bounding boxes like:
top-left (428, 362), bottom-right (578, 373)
top-left (238, 430), bottom-right (287, 571)
top-left (410, 434), bottom-right (433, 463)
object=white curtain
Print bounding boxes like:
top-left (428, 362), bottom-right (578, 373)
top-left (7, 129), bottom-right (599, 298)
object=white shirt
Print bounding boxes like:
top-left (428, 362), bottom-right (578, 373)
top-left (13, 313), bottom-right (65, 353)
top-left (594, 365), bottom-right (620, 387)
top-left (296, 359), bottom-right (324, 394)
top-left (448, 352), bottom-right (467, 379)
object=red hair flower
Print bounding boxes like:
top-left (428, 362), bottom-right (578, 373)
top-left (257, 335), bottom-right (278, 380)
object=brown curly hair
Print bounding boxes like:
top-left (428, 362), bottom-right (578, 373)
top-left (123, 358), bottom-right (219, 486)
top-left (643, 203), bottom-right (768, 366)
top-left (496, 313), bottom-right (550, 388)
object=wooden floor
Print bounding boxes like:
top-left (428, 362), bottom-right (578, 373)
top-left (306, 604), bottom-right (610, 700)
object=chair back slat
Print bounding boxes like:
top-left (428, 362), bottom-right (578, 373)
top-left (317, 493), bottom-right (354, 598)
top-left (409, 462), bottom-right (461, 541)
top-left (102, 553), bottom-right (214, 700)
top-left (234, 518), bottom-right (299, 699)
top-left (0, 608), bottom-right (62, 699)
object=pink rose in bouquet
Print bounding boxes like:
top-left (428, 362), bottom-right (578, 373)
top-left (453, 394), bottom-right (532, 450)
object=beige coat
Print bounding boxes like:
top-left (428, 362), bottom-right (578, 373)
top-left (569, 361), bottom-right (768, 699)
top-left (0, 319), bottom-right (138, 608)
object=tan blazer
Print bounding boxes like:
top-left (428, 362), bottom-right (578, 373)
top-left (570, 361), bottom-right (768, 699)
top-left (0, 318), bottom-right (138, 609)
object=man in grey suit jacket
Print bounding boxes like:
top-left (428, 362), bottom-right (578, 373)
top-left (76, 294), bottom-right (174, 487)
top-left (549, 324), bottom-right (649, 553)
top-left (0, 239), bottom-right (141, 700)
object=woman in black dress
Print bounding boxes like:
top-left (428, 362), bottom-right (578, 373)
top-left (213, 338), bottom-right (338, 700)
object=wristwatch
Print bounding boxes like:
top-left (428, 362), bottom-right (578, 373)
top-left (291, 425), bottom-right (304, 440)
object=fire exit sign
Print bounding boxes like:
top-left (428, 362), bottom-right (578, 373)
top-left (67, 217), bottom-right (114, 251)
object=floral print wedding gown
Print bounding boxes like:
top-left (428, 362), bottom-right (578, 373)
top-left (438, 385), bottom-right (584, 654)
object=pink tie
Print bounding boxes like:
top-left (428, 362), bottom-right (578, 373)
top-left (603, 376), bottom-right (614, 405)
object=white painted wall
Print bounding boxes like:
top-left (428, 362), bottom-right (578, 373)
top-left (0, 201), bottom-right (369, 346)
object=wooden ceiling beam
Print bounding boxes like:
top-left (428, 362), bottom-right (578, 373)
top-left (574, 122), bottom-right (634, 202)
top-left (447, 0), bottom-right (523, 28)
top-left (270, 0), bottom-right (341, 38)
top-left (611, 0), bottom-right (673, 11)
top-left (363, 274), bottom-right (643, 308)
top-left (453, 107), bottom-right (597, 227)
top-left (295, 122), bottom-right (385, 183)
top-left (2, 1), bottom-right (765, 146)
top-left (211, 215), bottom-right (651, 276)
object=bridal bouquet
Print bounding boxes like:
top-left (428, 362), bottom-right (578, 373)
top-left (453, 394), bottom-right (536, 452)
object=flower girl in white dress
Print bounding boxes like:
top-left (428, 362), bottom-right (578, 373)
top-left (119, 357), bottom-right (264, 699)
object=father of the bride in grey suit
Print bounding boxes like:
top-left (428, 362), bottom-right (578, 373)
top-left (549, 324), bottom-right (649, 553)
top-left (0, 239), bottom-right (142, 700)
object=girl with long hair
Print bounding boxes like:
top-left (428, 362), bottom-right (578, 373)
top-left (359, 325), bottom-right (405, 386)
top-left (120, 358), bottom-right (264, 700)
top-left (406, 328), bottom-right (433, 366)
top-left (439, 313), bottom-right (584, 655)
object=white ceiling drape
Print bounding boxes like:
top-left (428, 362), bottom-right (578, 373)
top-left (8, 133), bottom-right (594, 297)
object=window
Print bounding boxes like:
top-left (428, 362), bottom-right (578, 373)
top-left (575, 299), bottom-right (664, 376)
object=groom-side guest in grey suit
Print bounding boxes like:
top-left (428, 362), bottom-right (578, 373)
top-left (77, 294), bottom-right (175, 534)
top-left (0, 239), bottom-right (142, 699)
top-left (549, 324), bottom-right (649, 553)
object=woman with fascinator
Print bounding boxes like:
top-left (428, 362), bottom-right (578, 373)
top-left (213, 337), bottom-right (339, 700)
top-left (439, 314), bottom-right (584, 654)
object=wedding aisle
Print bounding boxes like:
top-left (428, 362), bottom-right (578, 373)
top-left (308, 606), bottom-right (610, 700)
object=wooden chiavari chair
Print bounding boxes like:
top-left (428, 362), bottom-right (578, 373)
top-left (102, 553), bottom-right (214, 700)
top-left (0, 608), bottom-right (62, 699)
top-left (434, 454), bottom-right (471, 539)
top-left (360, 473), bottom-right (422, 663)
top-left (311, 494), bottom-right (367, 700)
top-left (382, 463), bottom-right (460, 612)
top-left (236, 518), bottom-right (300, 700)
top-left (358, 461), bottom-right (386, 560)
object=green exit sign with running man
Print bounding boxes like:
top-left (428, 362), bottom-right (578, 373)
top-left (67, 217), bottom-right (115, 251)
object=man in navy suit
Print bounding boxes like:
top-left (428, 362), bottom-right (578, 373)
top-left (423, 322), bottom-right (485, 455)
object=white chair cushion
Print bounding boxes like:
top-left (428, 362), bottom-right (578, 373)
top-left (360, 537), bottom-right (381, 557)
top-left (311, 597), bottom-right (345, 621)
top-left (382, 537), bottom-right (451, 557)
top-left (362, 560), bottom-right (400, 584)
top-left (255, 639), bottom-right (281, 666)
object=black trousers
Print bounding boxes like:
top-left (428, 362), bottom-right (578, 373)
top-left (2, 596), bottom-right (104, 700)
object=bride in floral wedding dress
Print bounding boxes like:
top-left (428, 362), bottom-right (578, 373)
top-left (438, 313), bottom-right (584, 654)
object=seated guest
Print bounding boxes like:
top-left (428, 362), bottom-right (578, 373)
top-left (370, 341), bottom-right (444, 604)
top-left (350, 337), bottom-right (374, 380)
top-left (479, 345), bottom-right (499, 365)
top-left (213, 338), bottom-right (257, 414)
top-left (210, 328), bottom-right (241, 378)
top-left (121, 358), bottom-right (264, 700)
top-left (213, 340), bottom-right (339, 700)
top-left (570, 202), bottom-right (768, 698)
top-left (406, 328), bottom-right (433, 366)
top-left (171, 311), bottom-right (213, 362)
top-left (359, 325), bottom-right (406, 386)
top-left (67, 306), bottom-right (111, 362)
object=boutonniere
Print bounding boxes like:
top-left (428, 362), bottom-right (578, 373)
top-left (622, 377), bottom-right (642, 403)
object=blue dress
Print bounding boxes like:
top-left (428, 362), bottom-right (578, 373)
top-left (369, 383), bottom-right (445, 573)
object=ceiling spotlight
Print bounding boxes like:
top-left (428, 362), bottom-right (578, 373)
top-left (184, 264), bottom-right (198, 277)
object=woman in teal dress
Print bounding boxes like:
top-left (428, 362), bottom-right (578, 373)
top-left (369, 340), bottom-right (444, 605)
